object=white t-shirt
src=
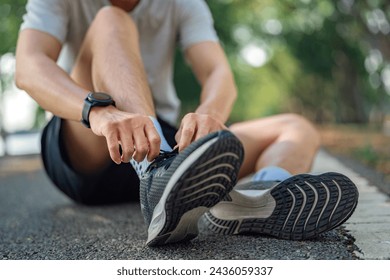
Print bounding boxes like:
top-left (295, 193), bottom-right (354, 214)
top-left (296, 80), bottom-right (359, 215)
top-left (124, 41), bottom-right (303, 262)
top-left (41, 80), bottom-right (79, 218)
top-left (20, 0), bottom-right (219, 125)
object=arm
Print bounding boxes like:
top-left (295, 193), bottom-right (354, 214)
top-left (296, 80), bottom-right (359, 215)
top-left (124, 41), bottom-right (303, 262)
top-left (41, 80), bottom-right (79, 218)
top-left (175, 41), bottom-right (237, 151)
top-left (15, 29), bottom-right (160, 163)
top-left (15, 29), bottom-right (87, 121)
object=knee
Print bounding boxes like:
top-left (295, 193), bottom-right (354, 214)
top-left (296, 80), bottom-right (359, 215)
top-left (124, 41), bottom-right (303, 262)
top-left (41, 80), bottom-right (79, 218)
top-left (95, 6), bottom-right (133, 23)
top-left (281, 113), bottom-right (321, 148)
top-left (91, 6), bottom-right (137, 35)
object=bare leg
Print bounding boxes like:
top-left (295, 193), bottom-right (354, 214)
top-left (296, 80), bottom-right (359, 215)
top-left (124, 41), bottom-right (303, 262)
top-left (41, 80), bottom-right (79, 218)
top-left (62, 7), bottom-right (155, 174)
top-left (230, 113), bottom-right (321, 179)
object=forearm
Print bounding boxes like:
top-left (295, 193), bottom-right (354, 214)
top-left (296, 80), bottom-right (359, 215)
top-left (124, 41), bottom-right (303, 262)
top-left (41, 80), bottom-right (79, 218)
top-left (195, 66), bottom-right (237, 124)
top-left (176, 64), bottom-right (236, 150)
top-left (15, 53), bottom-right (87, 122)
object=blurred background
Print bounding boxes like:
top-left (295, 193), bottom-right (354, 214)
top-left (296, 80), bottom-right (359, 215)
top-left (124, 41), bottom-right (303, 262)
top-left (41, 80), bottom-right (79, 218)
top-left (0, 0), bottom-right (389, 181)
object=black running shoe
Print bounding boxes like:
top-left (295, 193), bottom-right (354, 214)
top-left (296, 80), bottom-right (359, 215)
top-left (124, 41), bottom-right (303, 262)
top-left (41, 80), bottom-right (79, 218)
top-left (140, 130), bottom-right (244, 246)
top-left (203, 172), bottom-right (359, 240)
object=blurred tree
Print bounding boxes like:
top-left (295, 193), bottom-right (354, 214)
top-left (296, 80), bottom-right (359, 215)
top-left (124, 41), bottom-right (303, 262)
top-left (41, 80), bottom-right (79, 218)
top-left (277, 0), bottom-right (390, 123)
top-left (177, 0), bottom-right (390, 124)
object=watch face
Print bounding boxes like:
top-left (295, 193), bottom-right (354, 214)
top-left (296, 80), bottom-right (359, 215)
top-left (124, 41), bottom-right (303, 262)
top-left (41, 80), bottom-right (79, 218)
top-left (91, 92), bottom-right (111, 101)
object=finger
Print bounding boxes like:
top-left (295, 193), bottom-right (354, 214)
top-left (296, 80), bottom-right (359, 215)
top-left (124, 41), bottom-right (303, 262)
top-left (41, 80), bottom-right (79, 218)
top-left (144, 124), bottom-right (161, 161)
top-left (106, 132), bottom-right (121, 164)
top-left (174, 128), bottom-right (182, 146)
top-left (194, 125), bottom-right (210, 141)
top-left (132, 128), bottom-right (149, 162)
top-left (118, 134), bottom-right (135, 163)
top-left (178, 121), bottom-right (196, 152)
top-left (195, 118), bottom-right (228, 141)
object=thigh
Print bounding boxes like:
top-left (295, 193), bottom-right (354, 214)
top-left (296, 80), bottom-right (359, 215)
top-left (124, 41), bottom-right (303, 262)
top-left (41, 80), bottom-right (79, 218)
top-left (61, 118), bottom-right (112, 174)
top-left (41, 116), bottom-right (139, 205)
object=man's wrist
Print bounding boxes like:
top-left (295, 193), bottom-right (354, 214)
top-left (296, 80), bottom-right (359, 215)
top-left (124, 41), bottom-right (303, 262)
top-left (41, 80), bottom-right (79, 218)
top-left (195, 108), bottom-right (227, 124)
top-left (81, 92), bottom-right (116, 128)
top-left (88, 105), bottom-right (116, 127)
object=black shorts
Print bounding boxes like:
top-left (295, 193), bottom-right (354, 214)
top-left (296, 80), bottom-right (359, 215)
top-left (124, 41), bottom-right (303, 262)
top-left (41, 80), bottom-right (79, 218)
top-left (41, 116), bottom-right (177, 205)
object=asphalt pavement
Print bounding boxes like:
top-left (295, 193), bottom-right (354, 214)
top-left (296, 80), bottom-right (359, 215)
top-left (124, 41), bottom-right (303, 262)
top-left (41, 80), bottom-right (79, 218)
top-left (0, 150), bottom-right (389, 260)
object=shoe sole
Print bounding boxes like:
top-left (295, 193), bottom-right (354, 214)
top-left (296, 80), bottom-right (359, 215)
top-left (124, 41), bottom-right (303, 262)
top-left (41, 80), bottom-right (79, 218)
top-left (203, 172), bottom-right (359, 240)
top-left (146, 131), bottom-right (244, 246)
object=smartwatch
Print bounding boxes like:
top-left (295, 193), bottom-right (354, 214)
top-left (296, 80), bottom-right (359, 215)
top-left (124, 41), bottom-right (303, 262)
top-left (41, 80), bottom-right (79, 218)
top-left (81, 92), bottom-right (116, 128)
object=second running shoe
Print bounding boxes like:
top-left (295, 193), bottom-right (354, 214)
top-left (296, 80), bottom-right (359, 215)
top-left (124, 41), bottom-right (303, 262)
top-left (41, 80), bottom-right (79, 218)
top-left (140, 130), bottom-right (244, 246)
top-left (203, 172), bottom-right (359, 240)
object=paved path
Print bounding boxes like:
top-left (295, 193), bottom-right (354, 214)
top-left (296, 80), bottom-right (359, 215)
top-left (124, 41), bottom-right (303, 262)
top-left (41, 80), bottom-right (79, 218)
top-left (0, 150), bottom-right (389, 260)
top-left (311, 150), bottom-right (390, 260)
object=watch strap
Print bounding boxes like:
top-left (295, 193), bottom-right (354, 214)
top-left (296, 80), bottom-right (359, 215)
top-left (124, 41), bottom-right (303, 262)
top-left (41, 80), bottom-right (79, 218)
top-left (81, 97), bottom-right (93, 128)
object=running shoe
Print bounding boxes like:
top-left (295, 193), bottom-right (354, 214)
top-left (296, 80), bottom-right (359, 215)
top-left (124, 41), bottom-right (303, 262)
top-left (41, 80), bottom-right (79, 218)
top-left (203, 172), bottom-right (359, 240)
top-left (140, 130), bottom-right (244, 246)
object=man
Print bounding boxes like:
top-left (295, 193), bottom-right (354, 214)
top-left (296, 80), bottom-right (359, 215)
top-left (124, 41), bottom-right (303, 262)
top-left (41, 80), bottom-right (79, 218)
top-left (15, 0), bottom-right (358, 246)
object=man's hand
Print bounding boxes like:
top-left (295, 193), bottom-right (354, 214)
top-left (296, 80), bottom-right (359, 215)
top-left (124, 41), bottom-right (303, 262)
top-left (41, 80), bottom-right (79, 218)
top-left (176, 42), bottom-right (236, 152)
top-left (175, 112), bottom-right (227, 152)
top-left (89, 106), bottom-right (161, 164)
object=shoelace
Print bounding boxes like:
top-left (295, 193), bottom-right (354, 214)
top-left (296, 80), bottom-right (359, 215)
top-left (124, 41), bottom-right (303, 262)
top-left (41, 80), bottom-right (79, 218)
top-left (146, 148), bottom-right (179, 172)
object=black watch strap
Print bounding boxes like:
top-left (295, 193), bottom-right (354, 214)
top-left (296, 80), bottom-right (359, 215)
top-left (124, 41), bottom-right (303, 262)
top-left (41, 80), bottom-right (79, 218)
top-left (81, 99), bottom-right (93, 128)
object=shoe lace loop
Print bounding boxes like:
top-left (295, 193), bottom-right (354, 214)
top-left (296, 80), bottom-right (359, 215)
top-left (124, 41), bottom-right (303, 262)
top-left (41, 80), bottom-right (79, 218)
top-left (146, 148), bottom-right (178, 172)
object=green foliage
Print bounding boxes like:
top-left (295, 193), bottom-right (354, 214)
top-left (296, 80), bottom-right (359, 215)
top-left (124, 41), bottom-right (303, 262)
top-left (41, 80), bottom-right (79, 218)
top-left (0, 0), bottom-right (26, 54)
top-left (173, 50), bottom-right (201, 118)
top-left (212, 0), bottom-right (390, 123)
top-left (0, 0), bottom-right (26, 99)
